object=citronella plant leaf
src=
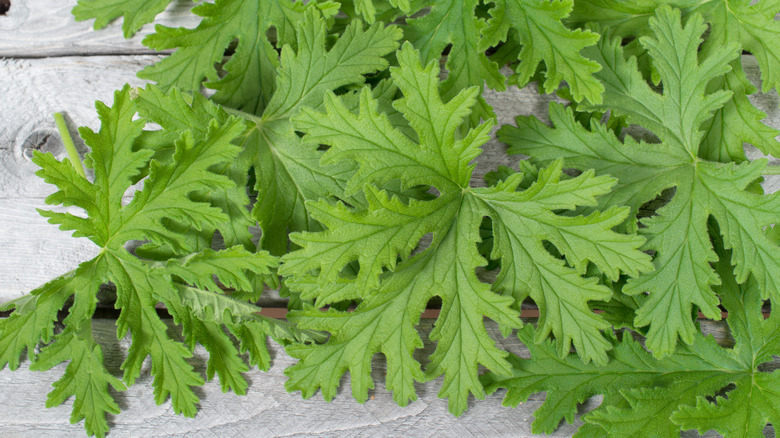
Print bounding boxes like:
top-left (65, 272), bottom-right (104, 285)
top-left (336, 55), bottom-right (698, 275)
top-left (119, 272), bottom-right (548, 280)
top-left (250, 12), bottom-right (401, 255)
top-left (72, 0), bottom-right (181, 38)
top-left (569, 0), bottom-right (780, 162)
top-left (0, 86), bottom-right (297, 436)
top-left (484, 229), bottom-right (780, 437)
top-left (280, 43), bottom-right (651, 415)
top-left (482, 0), bottom-right (604, 103)
top-left (343, 0), bottom-right (411, 24)
top-left (138, 0), bottom-right (339, 113)
top-left (137, 11), bottom-right (401, 256)
top-left (404, 0), bottom-right (603, 125)
top-left (132, 87), bottom-right (258, 253)
top-left (403, 0), bottom-right (505, 123)
top-left (500, 6), bottom-right (780, 357)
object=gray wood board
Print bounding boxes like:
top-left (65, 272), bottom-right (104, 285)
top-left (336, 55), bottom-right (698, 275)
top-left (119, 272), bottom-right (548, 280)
top-left (0, 0), bottom-right (198, 57)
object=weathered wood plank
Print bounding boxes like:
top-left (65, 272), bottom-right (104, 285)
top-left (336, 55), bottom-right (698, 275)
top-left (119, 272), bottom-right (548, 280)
top-left (0, 199), bottom-right (99, 297)
top-left (0, 319), bottom-right (757, 437)
top-left (0, 320), bottom-right (574, 437)
top-left (0, 0), bottom-right (197, 57)
top-left (0, 56), bottom-right (161, 199)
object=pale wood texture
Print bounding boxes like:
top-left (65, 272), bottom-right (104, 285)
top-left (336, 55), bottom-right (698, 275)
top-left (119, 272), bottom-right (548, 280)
top-left (0, 0), bottom-right (198, 57)
top-left (2, 1), bottom-right (780, 436)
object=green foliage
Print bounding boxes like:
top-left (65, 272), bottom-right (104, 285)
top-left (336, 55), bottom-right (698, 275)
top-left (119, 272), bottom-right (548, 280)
top-left (569, 0), bottom-right (780, 162)
top-left (280, 43), bottom-right (651, 415)
top-left (138, 0), bottom-right (339, 113)
top-left (482, 0), bottom-right (604, 102)
top-left (0, 86), bottom-right (317, 437)
top-left (483, 233), bottom-right (780, 437)
top-left (247, 12), bottom-right (401, 255)
top-left (404, 0), bottom-right (603, 123)
top-left (136, 10), bottom-right (402, 256)
top-left (73, 0), bottom-right (180, 38)
top-left (27, 1), bottom-right (780, 435)
top-left (340, 0), bottom-right (411, 24)
top-left (500, 6), bottom-right (780, 358)
top-left (98, 0), bottom-right (602, 125)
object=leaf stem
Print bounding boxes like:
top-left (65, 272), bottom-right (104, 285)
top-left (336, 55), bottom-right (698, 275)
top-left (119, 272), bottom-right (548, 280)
top-left (221, 106), bottom-right (264, 127)
top-left (54, 112), bottom-right (86, 178)
top-left (763, 165), bottom-right (780, 175)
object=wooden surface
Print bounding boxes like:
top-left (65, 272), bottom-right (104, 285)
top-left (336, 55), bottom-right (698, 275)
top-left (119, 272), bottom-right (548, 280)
top-left (0, 0), bottom-right (198, 57)
top-left (1, 1), bottom-right (779, 436)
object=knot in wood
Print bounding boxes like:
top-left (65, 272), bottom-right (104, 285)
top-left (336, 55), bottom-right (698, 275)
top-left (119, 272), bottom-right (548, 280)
top-left (21, 130), bottom-right (61, 160)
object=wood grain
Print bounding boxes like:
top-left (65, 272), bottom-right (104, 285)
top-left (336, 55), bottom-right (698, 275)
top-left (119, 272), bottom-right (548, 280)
top-left (0, 0), bottom-right (197, 57)
top-left (0, 55), bottom-right (162, 199)
top-left (0, 320), bottom-right (575, 437)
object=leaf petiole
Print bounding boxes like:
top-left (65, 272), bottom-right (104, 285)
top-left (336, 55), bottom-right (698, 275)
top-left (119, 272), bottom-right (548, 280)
top-left (221, 106), bottom-right (264, 128)
top-left (54, 112), bottom-right (87, 178)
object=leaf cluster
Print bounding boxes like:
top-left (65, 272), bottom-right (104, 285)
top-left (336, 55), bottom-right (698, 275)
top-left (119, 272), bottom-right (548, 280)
top-left (1, 1), bottom-right (779, 437)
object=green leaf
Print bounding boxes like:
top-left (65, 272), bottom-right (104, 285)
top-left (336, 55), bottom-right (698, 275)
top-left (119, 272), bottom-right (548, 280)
top-left (501, 6), bottom-right (780, 357)
top-left (32, 323), bottom-right (126, 438)
top-left (403, 0), bottom-right (603, 124)
top-left (134, 86), bottom-right (257, 253)
top-left (139, 0), bottom-right (338, 113)
top-left (569, 0), bottom-right (780, 161)
top-left (0, 85), bottom-right (281, 435)
top-left (72, 0), bottom-right (179, 38)
top-left (482, 0), bottom-right (604, 103)
top-left (476, 164), bottom-right (652, 363)
top-left (281, 43), bottom-right (651, 414)
top-left (251, 12), bottom-right (402, 254)
top-left (696, 0), bottom-right (780, 161)
top-left (403, 0), bottom-right (505, 123)
top-left (174, 283), bottom-right (326, 343)
top-left (138, 11), bottom-right (401, 256)
top-left (572, 0), bottom-right (780, 95)
top-left (166, 246), bottom-right (277, 293)
top-left (483, 326), bottom-right (734, 436)
top-left (0, 276), bottom-right (77, 371)
top-left (11, 263), bottom-right (124, 438)
top-left (345, 0), bottom-right (411, 24)
top-left (484, 234), bottom-right (780, 437)
top-left (672, 373), bottom-right (780, 437)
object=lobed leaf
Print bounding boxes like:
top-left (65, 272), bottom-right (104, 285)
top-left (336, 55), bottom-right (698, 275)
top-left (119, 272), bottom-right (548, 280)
top-left (501, 6), bottom-right (780, 357)
top-left (282, 43), bottom-right (651, 414)
top-left (485, 233), bottom-right (780, 436)
top-left (1, 86), bottom-right (283, 435)
top-left (73, 0), bottom-right (179, 38)
top-left (570, 0), bottom-right (780, 161)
